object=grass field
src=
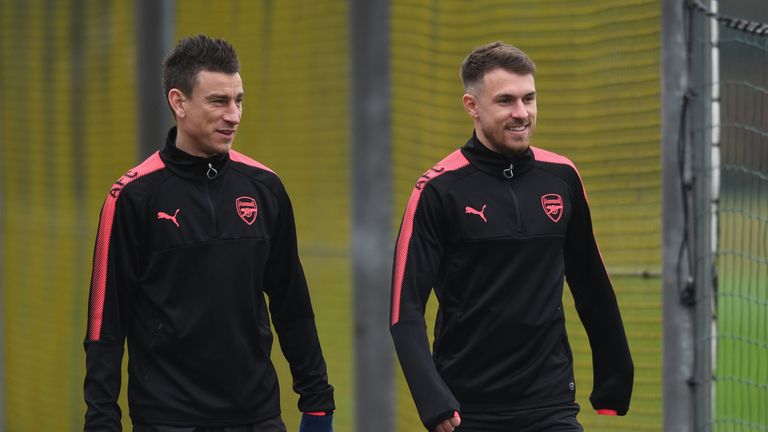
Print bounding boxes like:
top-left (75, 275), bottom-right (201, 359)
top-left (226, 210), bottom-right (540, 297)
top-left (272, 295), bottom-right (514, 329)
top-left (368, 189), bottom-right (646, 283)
top-left (713, 183), bottom-right (768, 431)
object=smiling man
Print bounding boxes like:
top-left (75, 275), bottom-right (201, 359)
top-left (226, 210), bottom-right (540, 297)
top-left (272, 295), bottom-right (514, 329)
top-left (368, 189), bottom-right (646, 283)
top-left (83, 35), bottom-right (334, 432)
top-left (390, 42), bottom-right (634, 432)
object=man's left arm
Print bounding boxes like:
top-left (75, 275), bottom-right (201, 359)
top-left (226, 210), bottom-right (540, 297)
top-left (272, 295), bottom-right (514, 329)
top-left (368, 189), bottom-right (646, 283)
top-left (263, 183), bottom-right (335, 429)
top-left (563, 169), bottom-right (634, 416)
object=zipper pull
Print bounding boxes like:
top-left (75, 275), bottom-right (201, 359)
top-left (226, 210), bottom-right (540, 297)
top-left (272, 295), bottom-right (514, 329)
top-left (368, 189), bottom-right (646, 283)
top-left (206, 162), bottom-right (218, 179)
top-left (503, 162), bottom-right (514, 179)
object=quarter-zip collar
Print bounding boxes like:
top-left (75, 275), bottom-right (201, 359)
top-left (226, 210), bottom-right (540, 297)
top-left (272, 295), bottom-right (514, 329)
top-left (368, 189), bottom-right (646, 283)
top-left (461, 131), bottom-right (534, 180)
top-left (159, 126), bottom-right (231, 180)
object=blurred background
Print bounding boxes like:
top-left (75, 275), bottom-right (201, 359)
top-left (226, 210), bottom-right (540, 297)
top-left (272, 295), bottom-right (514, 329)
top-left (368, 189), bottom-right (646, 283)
top-left (1, 0), bottom-right (765, 431)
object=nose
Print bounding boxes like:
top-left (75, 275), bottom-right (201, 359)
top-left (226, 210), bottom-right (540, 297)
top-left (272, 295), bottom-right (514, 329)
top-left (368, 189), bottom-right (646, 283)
top-left (223, 100), bottom-right (241, 124)
top-left (510, 99), bottom-right (527, 119)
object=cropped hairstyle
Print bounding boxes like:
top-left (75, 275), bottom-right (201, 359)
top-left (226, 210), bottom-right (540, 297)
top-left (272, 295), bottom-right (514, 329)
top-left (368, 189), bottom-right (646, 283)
top-left (162, 34), bottom-right (240, 98)
top-left (460, 41), bottom-right (536, 91)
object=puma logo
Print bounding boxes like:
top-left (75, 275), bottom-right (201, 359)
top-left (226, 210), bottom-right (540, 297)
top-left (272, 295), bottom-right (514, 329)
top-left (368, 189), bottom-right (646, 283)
top-left (465, 204), bottom-right (487, 222)
top-left (157, 209), bottom-right (180, 228)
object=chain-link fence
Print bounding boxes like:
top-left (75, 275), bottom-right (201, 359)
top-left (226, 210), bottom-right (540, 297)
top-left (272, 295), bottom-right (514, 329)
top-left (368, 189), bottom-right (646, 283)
top-left (680, 1), bottom-right (768, 430)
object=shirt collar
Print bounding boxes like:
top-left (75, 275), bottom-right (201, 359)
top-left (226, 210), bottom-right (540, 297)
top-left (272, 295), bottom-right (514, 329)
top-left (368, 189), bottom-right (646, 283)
top-left (460, 131), bottom-right (534, 179)
top-left (160, 126), bottom-right (230, 180)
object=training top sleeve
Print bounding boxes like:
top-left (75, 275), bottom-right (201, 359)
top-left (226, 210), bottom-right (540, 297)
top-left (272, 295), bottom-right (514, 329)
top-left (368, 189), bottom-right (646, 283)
top-left (390, 181), bottom-right (460, 431)
top-left (83, 185), bottom-right (142, 431)
top-left (263, 181), bottom-right (335, 414)
top-left (563, 165), bottom-right (634, 416)
top-left (83, 154), bottom-right (164, 431)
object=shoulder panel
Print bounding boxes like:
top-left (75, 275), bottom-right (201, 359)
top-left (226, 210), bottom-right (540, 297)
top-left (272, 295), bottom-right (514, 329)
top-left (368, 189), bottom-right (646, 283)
top-left (230, 150), bottom-right (278, 176)
top-left (89, 152), bottom-right (165, 341)
top-left (531, 146), bottom-right (588, 203)
top-left (392, 149), bottom-right (470, 325)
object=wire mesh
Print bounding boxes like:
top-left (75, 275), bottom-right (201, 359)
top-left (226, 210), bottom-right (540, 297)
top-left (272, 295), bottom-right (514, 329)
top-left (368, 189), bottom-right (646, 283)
top-left (712, 12), bottom-right (768, 432)
top-left (685, 1), bottom-right (768, 430)
top-left (1, 1), bottom-right (137, 430)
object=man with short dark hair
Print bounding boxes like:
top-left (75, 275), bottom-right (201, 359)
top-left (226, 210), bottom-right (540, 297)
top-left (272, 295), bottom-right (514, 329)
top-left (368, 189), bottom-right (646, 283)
top-left (84, 34), bottom-right (334, 432)
top-left (390, 41), bottom-right (634, 432)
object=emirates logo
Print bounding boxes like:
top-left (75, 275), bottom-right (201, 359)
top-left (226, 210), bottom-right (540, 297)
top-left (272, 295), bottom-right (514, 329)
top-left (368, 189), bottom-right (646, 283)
top-left (236, 196), bottom-right (258, 225)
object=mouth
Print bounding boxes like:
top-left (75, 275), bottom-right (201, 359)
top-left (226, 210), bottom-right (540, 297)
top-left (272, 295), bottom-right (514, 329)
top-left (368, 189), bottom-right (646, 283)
top-left (505, 124), bottom-right (529, 134)
top-left (216, 129), bottom-right (237, 138)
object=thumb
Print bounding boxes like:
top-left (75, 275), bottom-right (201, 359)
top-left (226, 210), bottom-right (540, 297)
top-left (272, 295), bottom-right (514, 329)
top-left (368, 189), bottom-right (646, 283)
top-left (450, 411), bottom-right (461, 427)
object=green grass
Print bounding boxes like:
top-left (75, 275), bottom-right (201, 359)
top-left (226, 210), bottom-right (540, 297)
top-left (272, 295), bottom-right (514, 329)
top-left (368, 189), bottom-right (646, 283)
top-left (712, 185), bottom-right (768, 431)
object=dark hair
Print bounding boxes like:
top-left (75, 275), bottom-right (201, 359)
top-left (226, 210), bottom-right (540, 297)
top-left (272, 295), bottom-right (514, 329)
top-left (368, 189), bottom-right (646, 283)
top-left (162, 34), bottom-right (240, 97)
top-left (460, 41), bottom-right (536, 90)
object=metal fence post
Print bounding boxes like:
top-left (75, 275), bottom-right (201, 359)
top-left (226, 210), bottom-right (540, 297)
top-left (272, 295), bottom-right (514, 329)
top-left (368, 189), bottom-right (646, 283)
top-left (350, 0), bottom-right (394, 431)
top-left (136, 0), bottom-right (175, 159)
top-left (662, 0), bottom-right (695, 430)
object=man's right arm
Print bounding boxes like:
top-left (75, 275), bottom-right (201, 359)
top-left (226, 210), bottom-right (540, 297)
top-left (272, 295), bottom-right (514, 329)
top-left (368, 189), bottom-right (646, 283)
top-left (390, 184), bottom-right (460, 431)
top-left (83, 189), bottom-right (139, 431)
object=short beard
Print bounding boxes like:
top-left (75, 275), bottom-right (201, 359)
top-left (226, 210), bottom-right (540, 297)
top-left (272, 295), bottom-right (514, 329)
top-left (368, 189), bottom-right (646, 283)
top-left (480, 125), bottom-right (531, 156)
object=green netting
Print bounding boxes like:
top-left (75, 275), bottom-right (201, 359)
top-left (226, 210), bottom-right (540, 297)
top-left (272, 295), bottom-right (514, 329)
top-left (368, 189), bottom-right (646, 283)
top-left (713, 22), bottom-right (768, 432)
top-left (1, 1), bottom-right (137, 430)
top-left (685, 2), bottom-right (768, 429)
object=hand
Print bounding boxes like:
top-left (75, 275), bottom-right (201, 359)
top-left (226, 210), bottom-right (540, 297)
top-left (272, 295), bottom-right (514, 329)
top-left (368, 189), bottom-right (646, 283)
top-left (298, 413), bottom-right (333, 432)
top-left (434, 412), bottom-right (461, 432)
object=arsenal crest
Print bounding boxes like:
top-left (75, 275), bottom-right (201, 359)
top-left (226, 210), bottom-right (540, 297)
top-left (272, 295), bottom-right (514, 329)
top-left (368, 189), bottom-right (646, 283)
top-left (541, 193), bottom-right (563, 223)
top-left (236, 196), bottom-right (258, 225)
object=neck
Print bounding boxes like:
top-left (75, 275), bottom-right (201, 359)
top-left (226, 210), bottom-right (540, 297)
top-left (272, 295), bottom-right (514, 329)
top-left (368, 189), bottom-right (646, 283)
top-left (174, 129), bottom-right (216, 158)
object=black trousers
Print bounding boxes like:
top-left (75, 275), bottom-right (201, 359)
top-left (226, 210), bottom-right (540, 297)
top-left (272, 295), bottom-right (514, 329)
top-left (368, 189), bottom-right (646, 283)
top-left (456, 402), bottom-right (583, 432)
top-left (133, 416), bottom-right (287, 432)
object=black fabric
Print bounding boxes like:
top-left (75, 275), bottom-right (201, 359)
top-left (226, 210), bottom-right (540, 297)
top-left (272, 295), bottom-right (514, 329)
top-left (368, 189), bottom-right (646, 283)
top-left (392, 321), bottom-right (460, 429)
top-left (390, 135), bottom-right (633, 430)
top-left (84, 127), bottom-right (334, 430)
top-left (456, 402), bottom-right (583, 432)
top-left (133, 415), bottom-right (287, 432)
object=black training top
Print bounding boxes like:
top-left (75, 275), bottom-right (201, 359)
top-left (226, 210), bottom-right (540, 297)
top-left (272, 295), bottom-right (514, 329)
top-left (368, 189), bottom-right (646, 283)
top-left (84, 127), bottom-right (334, 430)
top-left (390, 134), bottom-right (633, 431)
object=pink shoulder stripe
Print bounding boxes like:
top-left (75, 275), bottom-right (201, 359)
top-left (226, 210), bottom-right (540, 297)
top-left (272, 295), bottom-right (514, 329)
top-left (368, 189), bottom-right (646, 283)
top-left (88, 152), bottom-right (165, 341)
top-left (391, 150), bottom-right (469, 325)
top-left (531, 146), bottom-right (589, 203)
top-left (532, 147), bottom-right (609, 267)
top-left (230, 150), bottom-right (277, 175)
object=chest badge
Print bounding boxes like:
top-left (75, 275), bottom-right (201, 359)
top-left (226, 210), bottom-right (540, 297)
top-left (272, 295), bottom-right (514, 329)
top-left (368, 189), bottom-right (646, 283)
top-left (541, 194), bottom-right (563, 223)
top-left (236, 196), bottom-right (258, 225)
top-left (465, 204), bottom-right (487, 222)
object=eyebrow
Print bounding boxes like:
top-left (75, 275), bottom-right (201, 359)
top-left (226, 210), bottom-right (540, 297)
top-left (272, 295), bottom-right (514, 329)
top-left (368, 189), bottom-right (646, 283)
top-left (493, 91), bottom-right (536, 100)
top-left (204, 92), bottom-right (244, 101)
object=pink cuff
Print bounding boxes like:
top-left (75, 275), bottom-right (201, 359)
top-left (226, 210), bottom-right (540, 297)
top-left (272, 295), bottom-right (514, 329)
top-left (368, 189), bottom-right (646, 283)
top-left (304, 412), bottom-right (327, 416)
top-left (596, 409), bottom-right (618, 416)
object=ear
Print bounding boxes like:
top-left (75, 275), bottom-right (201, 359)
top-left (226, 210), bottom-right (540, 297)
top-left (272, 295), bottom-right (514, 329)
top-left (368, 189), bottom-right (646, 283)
top-left (168, 89), bottom-right (186, 119)
top-left (462, 93), bottom-right (479, 119)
